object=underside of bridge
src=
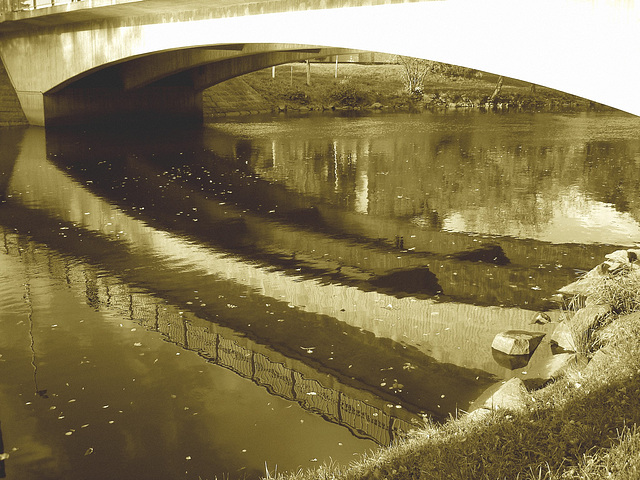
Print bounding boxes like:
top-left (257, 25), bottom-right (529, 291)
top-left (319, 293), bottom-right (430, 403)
top-left (40, 45), bottom-right (356, 127)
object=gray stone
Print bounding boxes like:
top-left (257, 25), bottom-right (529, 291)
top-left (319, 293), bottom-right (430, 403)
top-left (491, 330), bottom-right (546, 356)
top-left (572, 304), bottom-right (611, 332)
top-left (542, 353), bottom-right (589, 380)
top-left (550, 305), bottom-right (611, 353)
top-left (558, 263), bottom-right (608, 298)
top-left (550, 322), bottom-right (577, 352)
top-left (467, 407), bottom-right (492, 421)
top-left (531, 312), bottom-right (552, 324)
top-left (584, 344), bottom-right (616, 376)
top-left (561, 250), bottom-right (640, 298)
top-left (482, 378), bottom-right (528, 412)
top-left (605, 249), bottom-right (634, 264)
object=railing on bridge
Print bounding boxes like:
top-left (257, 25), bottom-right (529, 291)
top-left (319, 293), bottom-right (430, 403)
top-left (2, 0), bottom-right (81, 14)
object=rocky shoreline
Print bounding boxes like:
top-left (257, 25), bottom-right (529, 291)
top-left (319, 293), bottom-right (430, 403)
top-left (285, 249), bottom-right (640, 480)
top-left (475, 248), bottom-right (640, 416)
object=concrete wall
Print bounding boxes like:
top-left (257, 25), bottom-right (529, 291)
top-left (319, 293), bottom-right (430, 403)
top-left (203, 77), bottom-right (271, 119)
top-left (0, 57), bottom-right (26, 125)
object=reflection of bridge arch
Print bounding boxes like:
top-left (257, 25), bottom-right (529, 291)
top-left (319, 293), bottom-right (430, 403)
top-left (1, 0), bottom-right (639, 125)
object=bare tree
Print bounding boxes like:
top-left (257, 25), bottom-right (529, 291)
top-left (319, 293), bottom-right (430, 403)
top-left (396, 56), bottom-right (432, 94)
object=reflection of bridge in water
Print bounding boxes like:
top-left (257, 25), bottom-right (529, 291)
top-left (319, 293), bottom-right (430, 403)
top-left (1, 228), bottom-right (415, 446)
top-left (6, 129), bottom-right (555, 380)
top-left (9, 125), bottom-right (636, 429)
top-left (45, 127), bottom-right (615, 312)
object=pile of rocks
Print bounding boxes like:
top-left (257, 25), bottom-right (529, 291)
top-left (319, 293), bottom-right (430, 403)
top-left (471, 248), bottom-right (640, 416)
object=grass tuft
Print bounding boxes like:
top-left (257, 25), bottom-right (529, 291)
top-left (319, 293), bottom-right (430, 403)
top-left (584, 267), bottom-right (640, 315)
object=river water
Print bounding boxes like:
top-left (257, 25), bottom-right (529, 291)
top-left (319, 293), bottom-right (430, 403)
top-left (1, 110), bottom-right (639, 479)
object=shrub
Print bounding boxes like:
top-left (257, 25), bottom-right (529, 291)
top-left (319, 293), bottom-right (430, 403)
top-left (326, 80), bottom-right (370, 107)
top-left (279, 88), bottom-right (310, 105)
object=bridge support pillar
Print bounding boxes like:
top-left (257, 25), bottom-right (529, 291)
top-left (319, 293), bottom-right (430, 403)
top-left (15, 91), bottom-right (46, 126)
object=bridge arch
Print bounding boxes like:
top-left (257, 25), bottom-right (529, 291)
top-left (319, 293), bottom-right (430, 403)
top-left (43, 43), bottom-right (358, 126)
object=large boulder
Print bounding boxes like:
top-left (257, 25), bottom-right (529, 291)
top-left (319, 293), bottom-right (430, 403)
top-left (491, 330), bottom-right (546, 356)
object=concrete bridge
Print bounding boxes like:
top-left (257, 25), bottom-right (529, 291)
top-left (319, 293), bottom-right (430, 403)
top-left (0, 0), bottom-right (639, 126)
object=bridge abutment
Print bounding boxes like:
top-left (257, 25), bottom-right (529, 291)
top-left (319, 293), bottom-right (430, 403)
top-left (0, 58), bottom-right (27, 126)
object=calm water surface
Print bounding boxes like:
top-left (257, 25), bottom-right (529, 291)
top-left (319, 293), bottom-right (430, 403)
top-left (1, 110), bottom-right (640, 479)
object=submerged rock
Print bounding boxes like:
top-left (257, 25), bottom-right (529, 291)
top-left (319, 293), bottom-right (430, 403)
top-left (491, 348), bottom-right (532, 370)
top-left (369, 266), bottom-right (442, 295)
top-left (448, 244), bottom-right (510, 265)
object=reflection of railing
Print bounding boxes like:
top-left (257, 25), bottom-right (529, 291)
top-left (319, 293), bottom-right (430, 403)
top-left (2, 229), bottom-right (415, 446)
top-left (108, 284), bottom-right (413, 446)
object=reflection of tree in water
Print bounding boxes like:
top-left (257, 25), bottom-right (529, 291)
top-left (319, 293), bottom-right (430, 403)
top-left (582, 140), bottom-right (640, 219)
top-left (249, 122), bottom-right (640, 237)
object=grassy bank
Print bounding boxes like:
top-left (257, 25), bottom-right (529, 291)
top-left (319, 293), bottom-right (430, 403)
top-left (243, 63), bottom-right (603, 113)
top-left (265, 253), bottom-right (640, 480)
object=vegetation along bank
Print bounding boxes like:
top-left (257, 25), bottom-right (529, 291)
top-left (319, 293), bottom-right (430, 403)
top-left (265, 249), bottom-right (640, 480)
top-left (213, 60), bottom-right (612, 118)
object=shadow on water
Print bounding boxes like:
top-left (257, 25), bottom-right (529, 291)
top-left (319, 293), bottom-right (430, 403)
top-left (4, 114), bottom-right (639, 478)
top-left (43, 126), bottom-right (584, 311)
top-left (370, 266), bottom-right (443, 296)
top-left (0, 127), bottom-right (24, 202)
